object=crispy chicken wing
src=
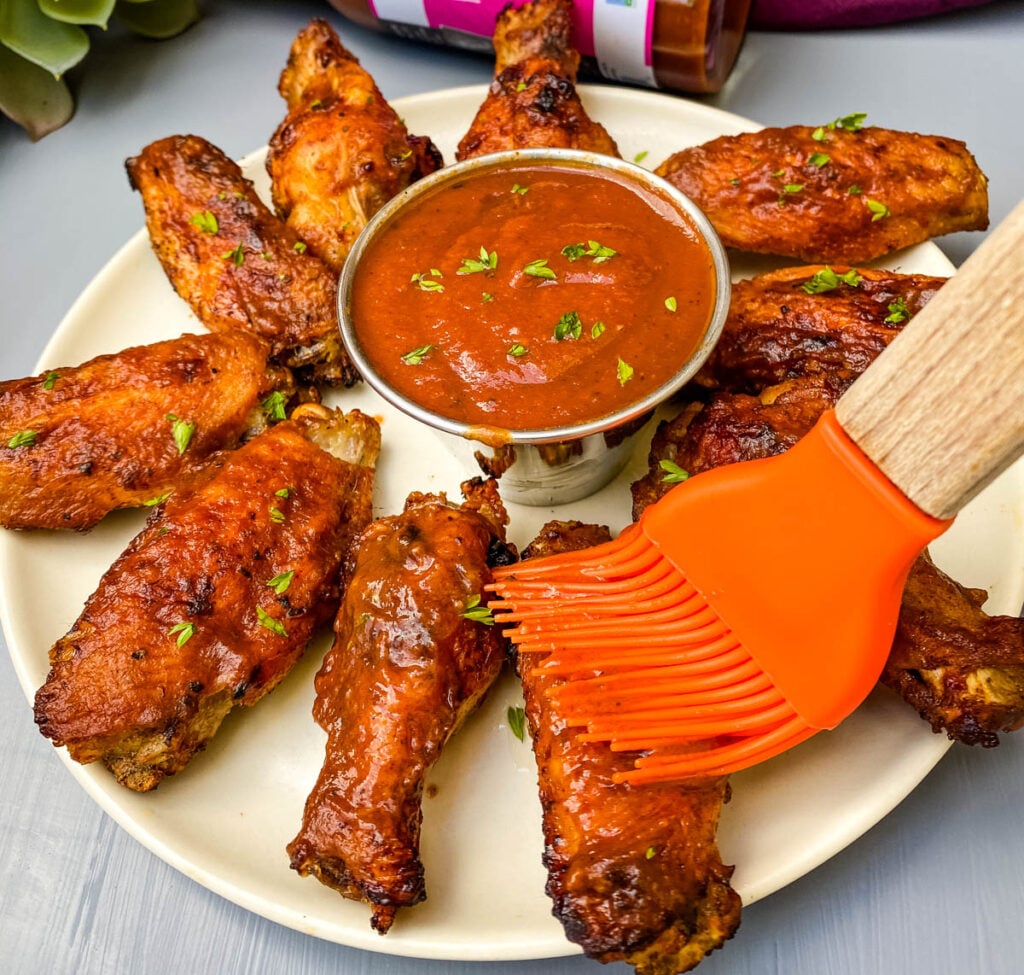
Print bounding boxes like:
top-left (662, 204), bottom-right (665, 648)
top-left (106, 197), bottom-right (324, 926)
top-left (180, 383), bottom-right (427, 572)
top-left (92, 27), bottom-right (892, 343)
top-left (126, 134), bottom-right (357, 386)
top-left (34, 406), bottom-right (380, 791)
top-left (267, 19), bottom-right (442, 276)
top-left (0, 332), bottom-right (288, 531)
top-left (697, 265), bottom-right (946, 393)
top-left (288, 478), bottom-right (514, 933)
top-left (656, 122), bottom-right (988, 262)
top-left (456, 0), bottom-right (619, 161)
top-left (517, 520), bottom-right (741, 974)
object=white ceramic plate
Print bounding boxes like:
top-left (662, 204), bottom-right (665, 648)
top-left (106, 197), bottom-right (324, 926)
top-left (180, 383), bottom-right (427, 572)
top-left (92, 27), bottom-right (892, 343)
top-left (3, 85), bottom-right (1023, 962)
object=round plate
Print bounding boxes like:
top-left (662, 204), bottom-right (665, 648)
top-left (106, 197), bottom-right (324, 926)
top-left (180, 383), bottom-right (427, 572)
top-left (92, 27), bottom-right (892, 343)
top-left (2, 85), bottom-right (1022, 961)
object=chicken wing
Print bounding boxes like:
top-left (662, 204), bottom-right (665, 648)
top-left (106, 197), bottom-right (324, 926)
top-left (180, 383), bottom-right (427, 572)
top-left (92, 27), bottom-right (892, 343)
top-left (696, 265), bottom-right (946, 394)
top-left (266, 19), bottom-right (443, 276)
top-left (34, 406), bottom-right (380, 791)
top-left (655, 121), bottom-right (988, 262)
top-left (0, 332), bottom-right (289, 531)
top-left (126, 134), bottom-right (357, 386)
top-left (517, 520), bottom-right (741, 974)
top-left (455, 0), bottom-right (620, 161)
top-left (288, 478), bottom-right (514, 933)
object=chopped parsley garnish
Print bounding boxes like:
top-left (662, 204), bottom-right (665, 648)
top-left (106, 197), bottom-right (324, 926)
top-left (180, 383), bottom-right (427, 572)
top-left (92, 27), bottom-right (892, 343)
top-left (221, 242), bottom-right (245, 266)
top-left (293, 241), bottom-right (307, 254)
top-left (554, 311), bottom-right (582, 341)
top-left (591, 321), bottom-right (606, 339)
top-left (481, 292), bottom-right (494, 303)
top-left (665, 296), bottom-right (678, 312)
top-left (261, 390), bottom-right (287, 422)
top-left (507, 705), bottom-right (527, 741)
top-left (462, 594), bottom-right (494, 626)
top-left (801, 267), bottom-right (863, 294)
top-left (42, 372), bottom-right (60, 390)
top-left (511, 183), bottom-right (529, 195)
top-left (165, 414), bottom-right (195, 454)
top-left (411, 270), bottom-right (444, 292)
top-left (659, 459), bottom-right (690, 483)
top-left (401, 344), bottom-right (434, 365)
top-left (561, 240), bottom-right (617, 264)
top-left (457, 246), bottom-right (498, 275)
top-left (866, 198), bottom-right (891, 221)
top-left (884, 297), bottom-right (911, 324)
top-left (267, 569), bottom-right (295, 595)
top-left (848, 184), bottom-right (863, 195)
top-left (7, 430), bottom-right (37, 449)
top-left (168, 621), bottom-right (195, 647)
top-left (274, 487), bottom-right (291, 499)
top-left (617, 359), bottom-right (634, 385)
top-left (782, 183), bottom-right (805, 194)
top-left (269, 507), bottom-right (286, 524)
top-left (523, 258), bottom-right (556, 281)
top-left (189, 210), bottom-right (218, 234)
top-left (829, 112), bottom-right (868, 132)
top-left (808, 152), bottom-right (831, 168)
top-left (507, 342), bottom-right (528, 357)
top-left (645, 846), bottom-right (658, 860)
top-left (143, 491), bottom-right (172, 507)
top-left (257, 606), bottom-right (287, 637)
top-left (633, 150), bottom-right (649, 163)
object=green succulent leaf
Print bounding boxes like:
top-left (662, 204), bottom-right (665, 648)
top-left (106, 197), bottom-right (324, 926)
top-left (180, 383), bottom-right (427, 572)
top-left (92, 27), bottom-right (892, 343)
top-left (0, 0), bottom-right (90, 76)
top-left (114, 0), bottom-right (200, 39)
top-left (0, 43), bottom-right (73, 140)
top-left (38, 0), bottom-right (117, 28)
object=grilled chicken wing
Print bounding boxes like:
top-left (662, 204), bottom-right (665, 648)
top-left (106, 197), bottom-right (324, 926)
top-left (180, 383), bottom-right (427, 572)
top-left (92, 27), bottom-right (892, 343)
top-left (34, 406), bottom-right (380, 791)
top-left (0, 332), bottom-right (289, 531)
top-left (267, 19), bottom-right (442, 276)
top-left (656, 122), bottom-right (988, 262)
top-left (456, 0), bottom-right (619, 161)
top-left (288, 478), bottom-right (514, 933)
top-left (697, 265), bottom-right (946, 393)
top-left (517, 520), bottom-right (741, 974)
top-left (126, 134), bottom-right (357, 386)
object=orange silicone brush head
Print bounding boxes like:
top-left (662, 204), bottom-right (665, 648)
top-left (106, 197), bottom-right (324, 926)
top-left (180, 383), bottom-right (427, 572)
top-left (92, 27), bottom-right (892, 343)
top-left (489, 410), bottom-right (949, 783)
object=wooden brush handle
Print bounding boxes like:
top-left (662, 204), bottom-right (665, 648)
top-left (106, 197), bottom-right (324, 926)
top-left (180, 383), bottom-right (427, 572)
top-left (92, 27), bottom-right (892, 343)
top-left (835, 199), bottom-right (1024, 520)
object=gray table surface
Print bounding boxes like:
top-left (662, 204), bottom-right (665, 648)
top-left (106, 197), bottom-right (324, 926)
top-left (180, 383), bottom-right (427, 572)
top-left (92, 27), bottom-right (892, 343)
top-left (2, 2), bottom-right (1023, 973)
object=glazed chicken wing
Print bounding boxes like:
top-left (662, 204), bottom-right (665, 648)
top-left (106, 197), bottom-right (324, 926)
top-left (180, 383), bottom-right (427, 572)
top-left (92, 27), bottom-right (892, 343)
top-left (697, 265), bottom-right (946, 393)
top-left (656, 121), bottom-right (988, 262)
top-left (456, 0), bottom-right (620, 161)
top-left (517, 521), bottom-right (741, 974)
top-left (126, 134), bottom-right (356, 386)
top-left (0, 332), bottom-right (288, 531)
top-left (34, 406), bottom-right (380, 791)
top-left (288, 478), bottom-right (514, 933)
top-left (267, 19), bottom-right (442, 276)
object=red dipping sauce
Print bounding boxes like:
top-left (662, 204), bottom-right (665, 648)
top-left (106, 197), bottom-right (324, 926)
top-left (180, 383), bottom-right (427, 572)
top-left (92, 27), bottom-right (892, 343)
top-left (344, 153), bottom-right (724, 436)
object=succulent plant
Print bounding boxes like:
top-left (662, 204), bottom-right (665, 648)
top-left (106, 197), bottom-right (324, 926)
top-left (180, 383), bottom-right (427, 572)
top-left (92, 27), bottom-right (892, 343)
top-left (0, 0), bottom-right (200, 141)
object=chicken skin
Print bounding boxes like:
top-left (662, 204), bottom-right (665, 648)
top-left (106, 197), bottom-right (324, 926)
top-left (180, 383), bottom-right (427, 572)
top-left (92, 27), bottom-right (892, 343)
top-left (126, 134), bottom-right (357, 386)
top-left (656, 120), bottom-right (988, 262)
top-left (456, 0), bottom-right (619, 161)
top-left (0, 332), bottom-right (288, 531)
top-left (34, 406), bottom-right (380, 791)
top-left (696, 265), bottom-right (946, 394)
top-left (266, 19), bottom-right (442, 276)
top-left (288, 479), bottom-right (514, 933)
top-left (516, 521), bottom-right (741, 974)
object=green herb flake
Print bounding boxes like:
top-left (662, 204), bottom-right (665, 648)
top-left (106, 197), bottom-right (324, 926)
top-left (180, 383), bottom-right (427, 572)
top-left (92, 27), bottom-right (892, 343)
top-left (523, 259), bottom-right (556, 281)
top-left (507, 704), bottom-right (527, 742)
top-left (811, 126), bottom-right (828, 142)
top-left (829, 112), bottom-right (868, 132)
top-left (310, 99), bottom-right (323, 110)
top-left (617, 358), bottom-right (634, 386)
top-left (261, 391), bottom-right (288, 422)
top-left (645, 846), bottom-right (658, 860)
top-left (782, 183), bottom-right (805, 194)
top-left (659, 459), bottom-right (690, 484)
top-left (508, 342), bottom-right (528, 358)
top-left (401, 344), bottom-right (434, 366)
top-left (800, 267), bottom-right (863, 294)
top-left (848, 184), bottom-right (863, 196)
top-left (462, 594), bottom-right (495, 626)
top-left (411, 271), bottom-right (445, 293)
top-left (257, 606), bottom-right (288, 637)
top-left (165, 414), bottom-right (195, 454)
top-left (169, 621), bottom-right (196, 647)
top-left (143, 491), bottom-right (172, 507)
top-left (561, 243), bottom-right (586, 262)
top-left (293, 241), bottom-right (307, 254)
top-left (515, 81), bottom-right (527, 92)
top-left (884, 297), bottom-right (911, 324)
top-left (729, 177), bottom-right (741, 186)
top-left (7, 429), bottom-right (37, 449)
top-left (221, 242), bottom-right (245, 267)
top-left (274, 487), bottom-right (291, 499)
top-left (591, 321), bottom-right (606, 339)
top-left (267, 569), bottom-right (295, 595)
top-left (866, 198), bottom-right (891, 221)
top-left (42, 372), bottom-right (60, 390)
top-left (481, 292), bottom-right (494, 303)
top-left (458, 246), bottom-right (498, 275)
top-left (269, 507), bottom-right (286, 524)
top-left (633, 150), bottom-right (649, 163)
top-left (665, 296), bottom-right (678, 312)
top-left (511, 182), bottom-right (529, 195)
top-left (189, 210), bottom-right (218, 234)
top-left (808, 152), bottom-right (831, 168)
top-left (554, 310), bottom-right (583, 341)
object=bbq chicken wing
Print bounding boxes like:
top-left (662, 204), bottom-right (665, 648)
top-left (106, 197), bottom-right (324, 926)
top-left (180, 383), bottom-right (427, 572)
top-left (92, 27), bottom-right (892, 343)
top-left (126, 134), bottom-right (357, 386)
top-left (456, 0), bottom-right (620, 161)
top-left (655, 122), bottom-right (988, 262)
top-left (0, 332), bottom-right (289, 531)
top-left (696, 265), bottom-right (946, 394)
top-left (517, 521), bottom-right (741, 974)
top-left (266, 19), bottom-right (442, 277)
top-left (288, 478), bottom-right (514, 933)
top-left (34, 406), bottom-right (380, 791)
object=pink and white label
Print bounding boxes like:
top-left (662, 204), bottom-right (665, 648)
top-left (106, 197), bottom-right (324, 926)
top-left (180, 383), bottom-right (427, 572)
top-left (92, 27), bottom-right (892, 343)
top-left (368, 0), bottom-right (657, 87)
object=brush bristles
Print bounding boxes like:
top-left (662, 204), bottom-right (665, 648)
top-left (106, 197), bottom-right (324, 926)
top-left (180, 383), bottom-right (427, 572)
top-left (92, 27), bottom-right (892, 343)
top-left (489, 524), bottom-right (809, 782)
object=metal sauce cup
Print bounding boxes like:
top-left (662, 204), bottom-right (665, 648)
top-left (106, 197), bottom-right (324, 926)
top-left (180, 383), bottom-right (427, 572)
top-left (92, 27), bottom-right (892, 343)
top-left (338, 148), bottom-right (730, 506)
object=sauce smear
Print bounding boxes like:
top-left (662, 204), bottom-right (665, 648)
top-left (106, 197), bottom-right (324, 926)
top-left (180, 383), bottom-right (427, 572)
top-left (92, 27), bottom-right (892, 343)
top-left (348, 161), bottom-right (718, 431)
